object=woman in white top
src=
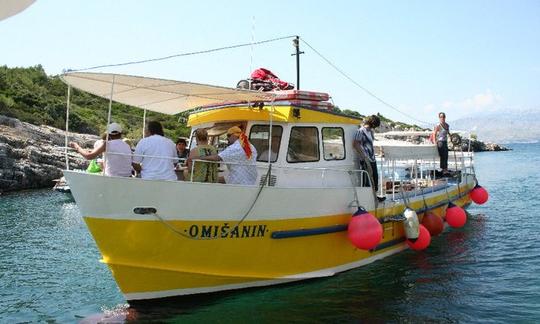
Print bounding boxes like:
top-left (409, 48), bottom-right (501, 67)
top-left (70, 122), bottom-right (133, 177)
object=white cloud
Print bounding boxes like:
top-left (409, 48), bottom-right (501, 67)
top-left (424, 90), bottom-right (503, 119)
top-left (460, 90), bottom-right (502, 109)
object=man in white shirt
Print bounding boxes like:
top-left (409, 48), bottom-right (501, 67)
top-left (69, 122), bottom-right (132, 177)
top-left (192, 126), bottom-right (258, 185)
top-left (133, 121), bottom-right (177, 180)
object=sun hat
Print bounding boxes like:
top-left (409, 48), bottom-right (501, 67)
top-left (227, 126), bottom-right (242, 136)
top-left (107, 122), bottom-right (122, 134)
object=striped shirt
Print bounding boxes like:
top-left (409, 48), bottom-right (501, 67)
top-left (354, 126), bottom-right (375, 162)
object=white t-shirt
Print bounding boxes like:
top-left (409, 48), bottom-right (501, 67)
top-left (133, 135), bottom-right (177, 180)
top-left (104, 139), bottom-right (132, 177)
top-left (93, 139), bottom-right (104, 164)
top-left (218, 140), bottom-right (258, 185)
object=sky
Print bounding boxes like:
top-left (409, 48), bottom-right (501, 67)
top-left (1, 0), bottom-right (539, 126)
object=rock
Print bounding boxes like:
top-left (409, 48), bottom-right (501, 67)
top-left (374, 121), bottom-right (509, 152)
top-left (0, 115), bottom-right (98, 192)
top-left (454, 139), bottom-right (510, 152)
top-left (485, 143), bottom-right (509, 151)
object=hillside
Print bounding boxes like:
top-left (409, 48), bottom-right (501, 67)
top-left (0, 65), bottom-right (190, 141)
top-left (451, 109), bottom-right (540, 144)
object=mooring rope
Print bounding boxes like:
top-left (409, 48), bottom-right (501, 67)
top-left (151, 165), bottom-right (271, 240)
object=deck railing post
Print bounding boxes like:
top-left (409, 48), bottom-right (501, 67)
top-left (64, 85), bottom-right (71, 170)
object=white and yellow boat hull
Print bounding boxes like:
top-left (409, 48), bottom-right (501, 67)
top-left (65, 171), bottom-right (473, 300)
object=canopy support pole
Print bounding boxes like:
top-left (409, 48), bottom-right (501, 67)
top-left (64, 85), bottom-right (71, 170)
top-left (104, 75), bottom-right (116, 173)
top-left (142, 108), bottom-right (147, 138)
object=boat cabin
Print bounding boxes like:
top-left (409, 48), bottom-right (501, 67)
top-left (187, 103), bottom-right (362, 187)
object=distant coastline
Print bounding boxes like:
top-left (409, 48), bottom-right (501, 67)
top-left (451, 109), bottom-right (540, 144)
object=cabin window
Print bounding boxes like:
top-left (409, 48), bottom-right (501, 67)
top-left (322, 127), bottom-right (345, 160)
top-left (249, 125), bottom-right (283, 162)
top-left (287, 127), bottom-right (320, 163)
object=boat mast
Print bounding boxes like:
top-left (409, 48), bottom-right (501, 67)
top-left (291, 35), bottom-right (304, 90)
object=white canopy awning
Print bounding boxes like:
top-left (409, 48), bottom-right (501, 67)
top-left (0, 0), bottom-right (34, 21)
top-left (60, 72), bottom-right (276, 115)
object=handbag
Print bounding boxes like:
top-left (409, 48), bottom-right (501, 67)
top-left (86, 159), bottom-right (102, 173)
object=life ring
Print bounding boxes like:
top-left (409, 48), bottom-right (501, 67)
top-left (450, 133), bottom-right (462, 146)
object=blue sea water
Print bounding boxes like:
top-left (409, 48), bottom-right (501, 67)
top-left (1, 143), bottom-right (539, 322)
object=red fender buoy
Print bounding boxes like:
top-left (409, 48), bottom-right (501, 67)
top-left (406, 224), bottom-right (431, 250)
top-left (347, 208), bottom-right (383, 250)
top-left (470, 184), bottom-right (489, 205)
top-left (421, 212), bottom-right (444, 236)
top-left (445, 202), bottom-right (467, 228)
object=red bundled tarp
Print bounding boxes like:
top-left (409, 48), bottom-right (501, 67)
top-left (251, 68), bottom-right (293, 90)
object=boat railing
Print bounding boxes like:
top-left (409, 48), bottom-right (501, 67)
top-left (90, 151), bottom-right (473, 194)
top-left (377, 151), bottom-right (475, 200)
top-left (89, 150), bottom-right (371, 188)
top-left (187, 158), bottom-right (373, 188)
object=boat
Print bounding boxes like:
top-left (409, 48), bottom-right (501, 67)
top-left (52, 176), bottom-right (71, 193)
top-left (60, 72), bottom-right (487, 301)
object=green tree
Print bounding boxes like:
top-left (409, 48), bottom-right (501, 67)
top-left (0, 65), bottom-right (191, 141)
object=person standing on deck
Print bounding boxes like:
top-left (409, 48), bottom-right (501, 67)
top-left (132, 121), bottom-right (177, 180)
top-left (192, 126), bottom-right (258, 185)
top-left (69, 123), bottom-right (133, 177)
top-left (353, 115), bottom-right (382, 196)
top-left (431, 112), bottom-right (450, 175)
top-left (186, 129), bottom-right (218, 183)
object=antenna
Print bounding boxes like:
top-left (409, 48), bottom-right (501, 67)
top-left (291, 36), bottom-right (304, 89)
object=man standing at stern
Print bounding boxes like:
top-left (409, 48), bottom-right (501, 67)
top-left (191, 126), bottom-right (258, 185)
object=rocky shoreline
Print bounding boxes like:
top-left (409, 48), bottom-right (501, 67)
top-left (0, 116), bottom-right (98, 193)
top-left (0, 115), bottom-right (509, 193)
top-left (381, 133), bottom-right (510, 152)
